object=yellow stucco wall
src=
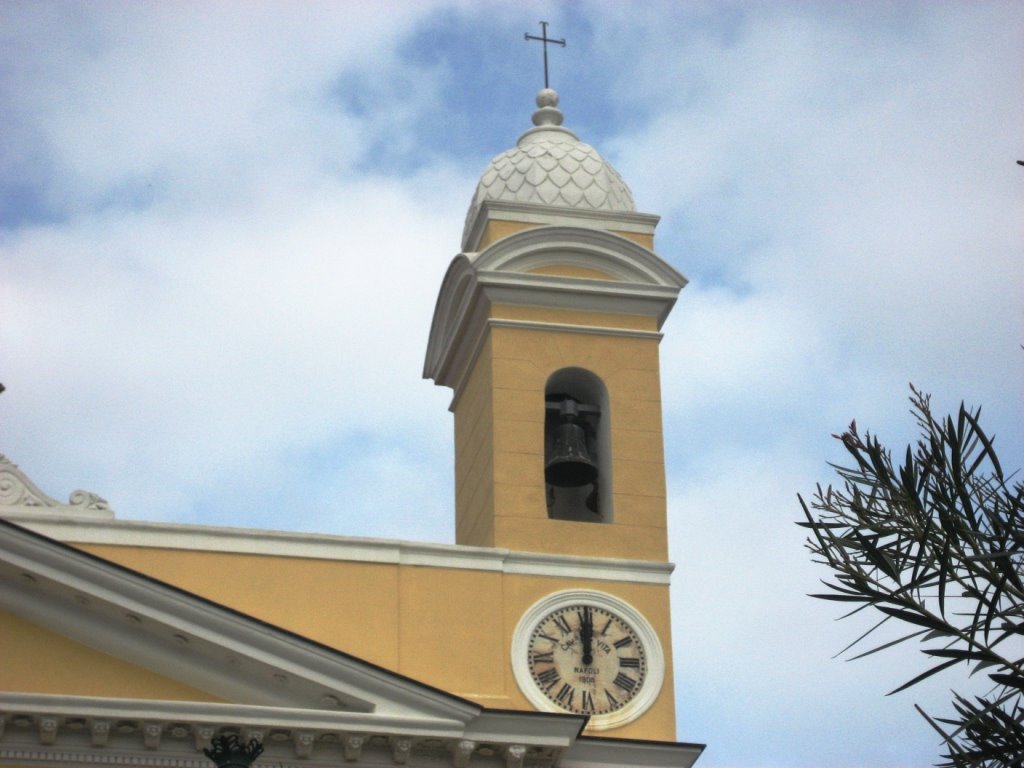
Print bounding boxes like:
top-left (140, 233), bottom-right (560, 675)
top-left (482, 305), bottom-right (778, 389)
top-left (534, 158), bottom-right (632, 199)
top-left (455, 335), bottom-right (496, 547)
top-left (526, 265), bottom-right (621, 280)
top-left (68, 543), bottom-right (675, 741)
top-left (0, 609), bottom-right (221, 702)
top-left (452, 302), bottom-right (669, 562)
top-left (475, 220), bottom-right (654, 251)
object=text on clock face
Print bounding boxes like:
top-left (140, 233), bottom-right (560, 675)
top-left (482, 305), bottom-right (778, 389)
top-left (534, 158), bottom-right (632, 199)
top-left (527, 604), bottom-right (646, 715)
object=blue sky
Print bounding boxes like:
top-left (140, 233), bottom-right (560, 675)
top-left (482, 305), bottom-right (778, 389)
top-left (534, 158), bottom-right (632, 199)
top-left (2, 3), bottom-right (1023, 767)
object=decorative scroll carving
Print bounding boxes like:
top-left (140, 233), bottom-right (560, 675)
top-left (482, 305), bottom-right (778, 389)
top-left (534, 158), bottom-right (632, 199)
top-left (144, 724), bottom-right (163, 750)
top-left (90, 720), bottom-right (110, 747)
top-left (69, 490), bottom-right (112, 511)
top-left (505, 745), bottom-right (526, 768)
top-left (0, 454), bottom-right (115, 518)
top-left (343, 735), bottom-right (365, 762)
top-left (194, 727), bottom-right (216, 752)
top-left (293, 733), bottom-right (314, 759)
top-left (390, 737), bottom-right (412, 765)
top-left (39, 717), bottom-right (58, 746)
top-left (452, 740), bottom-right (475, 768)
top-left (240, 729), bottom-right (265, 747)
top-left (0, 454), bottom-right (58, 507)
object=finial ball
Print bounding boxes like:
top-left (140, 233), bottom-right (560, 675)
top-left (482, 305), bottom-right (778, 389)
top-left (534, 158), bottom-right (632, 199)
top-left (536, 88), bottom-right (559, 108)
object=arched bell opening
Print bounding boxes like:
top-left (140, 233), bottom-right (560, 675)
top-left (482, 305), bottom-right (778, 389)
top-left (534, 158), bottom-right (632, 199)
top-left (544, 368), bottom-right (612, 523)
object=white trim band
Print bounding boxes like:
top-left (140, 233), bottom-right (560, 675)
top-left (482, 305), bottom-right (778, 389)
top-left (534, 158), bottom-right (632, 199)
top-left (7, 517), bottom-right (674, 585)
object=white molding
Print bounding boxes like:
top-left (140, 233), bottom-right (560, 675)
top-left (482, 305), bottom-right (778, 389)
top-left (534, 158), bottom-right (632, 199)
top-left (509, 590), bottom-right (665, 733)
top-left (422, 255), bottom-right (485, 390)
top-left (5, 518), bottom-right (673, 586)
top-left (462, 200), bottom-right (660, 253)
top-left (472, 228), bottom-right (684, 289)
top-left (0, 694), bottom-right (466, 737)
top-left (477, 273), bottom-right (682, 325)
top-left (487, 319), bottom-right (663, 341)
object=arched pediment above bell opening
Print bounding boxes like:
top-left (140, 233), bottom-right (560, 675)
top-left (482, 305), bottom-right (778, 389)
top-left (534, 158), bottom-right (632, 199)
top-left (423, 227), bottom-right (687, 396)
top-left (471, 226), bottom-right (687, 289)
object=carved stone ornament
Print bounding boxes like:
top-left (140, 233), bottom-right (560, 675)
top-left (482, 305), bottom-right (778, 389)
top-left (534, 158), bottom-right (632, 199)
top-left (0, 453), bottom-right (114, 519)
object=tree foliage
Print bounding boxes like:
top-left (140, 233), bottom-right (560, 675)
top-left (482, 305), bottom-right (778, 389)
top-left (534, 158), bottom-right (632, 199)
top-left (799, 386), bottom-right (1024, 768)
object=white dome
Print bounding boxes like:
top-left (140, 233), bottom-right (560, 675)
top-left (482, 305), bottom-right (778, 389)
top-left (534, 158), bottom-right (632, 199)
top-left (463, 90), bottom-right (635, 243)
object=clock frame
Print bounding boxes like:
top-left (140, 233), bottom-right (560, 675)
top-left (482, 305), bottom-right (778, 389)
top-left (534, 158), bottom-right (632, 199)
top-left (511, 590), bottom-right (664, 731)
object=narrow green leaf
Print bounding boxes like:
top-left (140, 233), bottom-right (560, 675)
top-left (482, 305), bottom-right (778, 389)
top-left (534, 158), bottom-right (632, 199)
top-left (887, 658), bottom-right (959, 694)
top-left (962, 407), bottom-right (1004, 480)
top-left (808, 593), bottom-right (872, 602)
top-left (848, 628), bottom-right (927, 661)
top-left (988, 673), bottom-right (1024, 691)
top-left (877, 604), bottom-right (951, 633)
top-left (921, 647), bottom-right (1000, 663)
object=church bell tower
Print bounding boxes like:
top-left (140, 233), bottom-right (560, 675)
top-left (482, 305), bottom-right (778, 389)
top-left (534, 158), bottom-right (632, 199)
top-left (424, 89), bottom-right (686, 562)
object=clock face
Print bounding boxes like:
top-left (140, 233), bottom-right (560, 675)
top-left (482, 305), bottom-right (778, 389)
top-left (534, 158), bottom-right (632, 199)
top-left (512, 590), bottom-right (663, 730)
top-left (527, 603), bottom-right (647, 716)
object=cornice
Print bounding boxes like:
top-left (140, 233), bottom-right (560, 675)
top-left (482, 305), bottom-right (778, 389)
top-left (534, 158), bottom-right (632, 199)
top-left (0, 521), bottom-right (481, 720)
top-left (3, 517), bottom-right (673, 585)
top-left (563, 737), bottom-right (705, 768)
top-left (477, 273), bottom-right (682, 324)
top-left (0, 693), bottom-right (703, 768)
top-left (0, 693), bottom-right (583, 768)
top-left (487, 320), bottom-right (662, 341)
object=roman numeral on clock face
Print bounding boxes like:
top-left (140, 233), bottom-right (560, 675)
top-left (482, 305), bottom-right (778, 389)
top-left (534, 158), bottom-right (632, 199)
top-left (581, 690), bottom-right (595, 712)
top-left (532, 651), bottom-right (554, 663)
top-left (619, 657), bottom-right (641, 668)
top-left (613, 672), bottom-right (638, 693)
top-left (536, 667), bottom-right (560, 689)
top-left (554, 683), bottom-right (575, 709)
top-left (553, 614), bottom-right (572, 634)
top-left (613, 636), bottom-right (633, 649)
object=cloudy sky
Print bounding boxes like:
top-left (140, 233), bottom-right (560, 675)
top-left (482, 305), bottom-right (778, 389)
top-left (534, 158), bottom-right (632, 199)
top-left (2, 2), bottom-right (1022, 766)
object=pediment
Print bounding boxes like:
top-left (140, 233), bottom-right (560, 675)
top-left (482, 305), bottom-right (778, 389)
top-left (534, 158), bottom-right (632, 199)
top-left (1, 519), bottom-right (465, 718)
top-left (470, 226), bottom-right (686, 288)
top-left (0, 519), bottom-right (612, 768)
top-left (1, 608), bottom-right (221, 702)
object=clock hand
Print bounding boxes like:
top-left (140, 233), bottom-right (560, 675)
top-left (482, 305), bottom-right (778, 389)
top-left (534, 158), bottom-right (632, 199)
top-left (580, 607), bottom-right (594, 666)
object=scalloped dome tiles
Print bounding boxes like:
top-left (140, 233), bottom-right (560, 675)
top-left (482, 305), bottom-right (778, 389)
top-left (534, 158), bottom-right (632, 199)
top-left (463, 89), bottom-right (636, 243)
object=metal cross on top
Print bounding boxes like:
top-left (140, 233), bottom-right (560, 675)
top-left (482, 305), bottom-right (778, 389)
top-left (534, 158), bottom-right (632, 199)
top-left (524, 21), bottom-right (566, 90)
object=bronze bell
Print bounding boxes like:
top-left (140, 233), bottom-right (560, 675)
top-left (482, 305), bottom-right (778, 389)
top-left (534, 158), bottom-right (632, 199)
top-left (545, 399), bottom-right (598, 488)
